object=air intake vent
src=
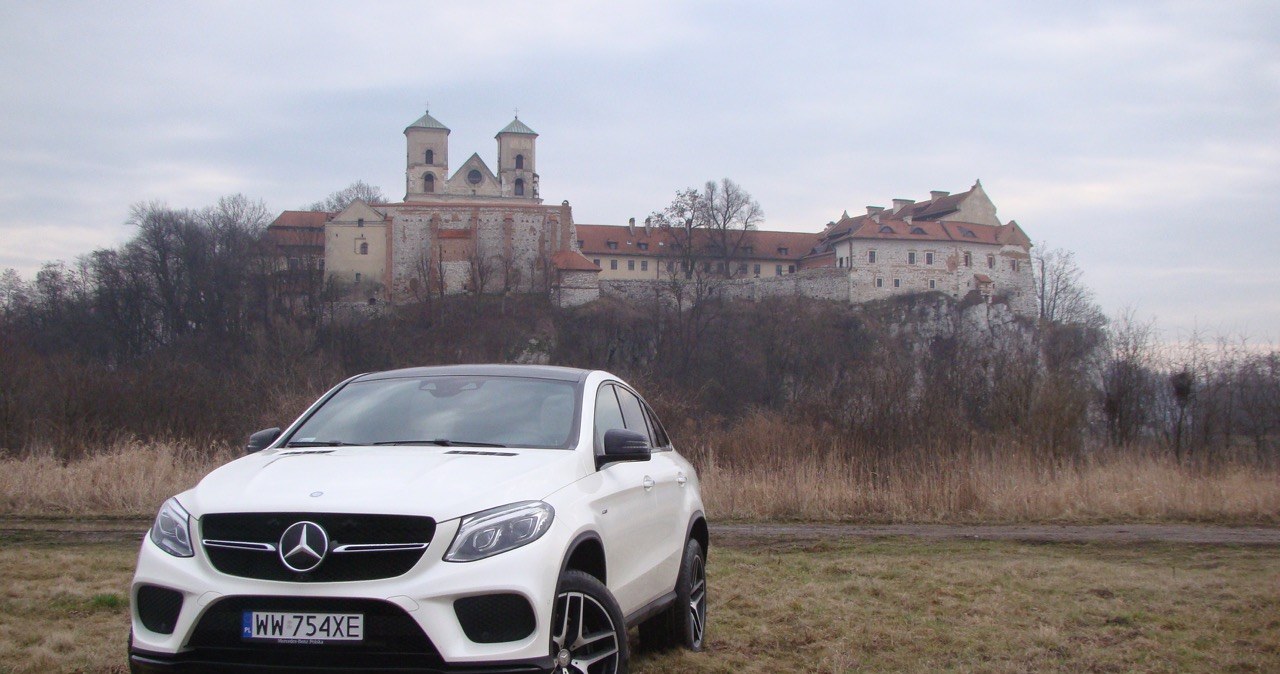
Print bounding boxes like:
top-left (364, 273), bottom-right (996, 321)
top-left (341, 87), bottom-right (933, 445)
top-left (455, 594), bottom-right (536, 643)
top-left (136, 585), bottom-right (184, 635)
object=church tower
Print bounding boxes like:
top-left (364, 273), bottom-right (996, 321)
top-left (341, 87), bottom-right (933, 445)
top-left (495, 116), bottom-right (538, 201)
top-left (405, 109), bottom-right (450, 200)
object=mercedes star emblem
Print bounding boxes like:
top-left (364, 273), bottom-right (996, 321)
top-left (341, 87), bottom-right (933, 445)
top-left (279, 521), bottom-right (329, 573)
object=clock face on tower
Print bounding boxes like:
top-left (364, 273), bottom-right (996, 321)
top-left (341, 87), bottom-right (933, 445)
top-left (467, 170), bottom-right (483, 185)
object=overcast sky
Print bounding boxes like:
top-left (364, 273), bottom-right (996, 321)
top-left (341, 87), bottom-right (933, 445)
top-left (1, 1), bottom-right (1277, 340)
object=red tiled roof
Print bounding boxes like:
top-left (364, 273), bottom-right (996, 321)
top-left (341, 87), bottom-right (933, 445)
top-left (974, 273), bottom-right (993, 284)
top-left (270, 210), bottom-right (331, 228)
top-left (265, 211), bottom-right (329, 250)
top-left (576, 224), bottom-right (820, 260)
top-left (819, 214), bottom-right (1012, 246)
top-left (552, 250), bottom-right (600, 272)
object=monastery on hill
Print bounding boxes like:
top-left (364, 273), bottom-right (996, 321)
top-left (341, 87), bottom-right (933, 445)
top-left (266, 109), bottom-right (1036, 315)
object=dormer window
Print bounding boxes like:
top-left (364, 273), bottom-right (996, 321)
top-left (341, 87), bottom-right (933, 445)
top-left (960, 227), bottom-right (976, 238)
top-left (911, 227), bottom-right (926, 235)
top-left (879, 225), bottom-right (893, 234)
top-left (638, 242), bottom-right (649, 251)
top-left (778, 247), bottom-right (788, 255)
top-left (425, 149), bottom-right (434, 165)
top-left (577, 240), bottom-right (584, 249)
top-left (607, 241), bottom-right (618, 250)
top-left (515, 154), bottom-right (524, 170)
top-left (742, 246), bottom-right (753, 254)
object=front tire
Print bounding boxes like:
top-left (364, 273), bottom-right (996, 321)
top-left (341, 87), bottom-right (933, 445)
top-left (550, 570), bottom-right (628, 674)
top-left (639, 537), bottom-right (707, 652)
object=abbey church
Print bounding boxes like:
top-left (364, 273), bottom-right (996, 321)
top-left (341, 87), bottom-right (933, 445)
top-left (267, 109), bottom-right (1036, 315)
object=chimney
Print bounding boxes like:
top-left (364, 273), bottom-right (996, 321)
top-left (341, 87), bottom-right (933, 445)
top-left (643, 216), bottom-right (652, 235)
top-left (930, 190), bottom-right (950, 201)
top-left (905, 214), bottom-right (913, 225)
top-left (892, 198), bottom-right (915, 214)
top-left (628, 217), bottom-right (636, 236)
top-left (866, 205), bottom-right (885, 217)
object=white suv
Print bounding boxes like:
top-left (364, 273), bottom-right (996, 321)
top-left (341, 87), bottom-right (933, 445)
top-left (129, 365), bottom-right (707, 674)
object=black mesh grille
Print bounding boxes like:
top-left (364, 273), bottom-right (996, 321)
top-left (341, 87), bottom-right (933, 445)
top-left (136, 585), bottom-right (184, 635)
top-left (200, 513), bottom-right (435, 582)
top-left (454, 594), bottom-right (537, 644)
top-left (186, 596), bottom-right (442, 669)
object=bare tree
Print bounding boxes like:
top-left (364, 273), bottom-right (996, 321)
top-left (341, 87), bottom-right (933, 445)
top-left (1100, 308), bottom-right (1159, 447)
top-left (305, 180), bottom-right (387, 212)
top-left (700, 178), bottom-right (762, 277)
top-left (1034, 244), bottom-right (1104, 328)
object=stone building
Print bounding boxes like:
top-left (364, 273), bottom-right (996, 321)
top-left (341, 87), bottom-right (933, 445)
top-left (805, 181), bottom-right (1035, 314)
top-left (265, 110), bottom-right (1034, 315)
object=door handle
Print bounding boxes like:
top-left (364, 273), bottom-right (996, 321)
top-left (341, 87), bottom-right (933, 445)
top-left (642, 476), bottom-right (655, 491)
top-left (677, 473), bottom-right (687, 487)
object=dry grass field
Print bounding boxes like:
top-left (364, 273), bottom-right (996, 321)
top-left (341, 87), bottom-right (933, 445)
top-left (0, 534), bottom-right (1276, 673)
top-left (2, 437), bottom-right (1277, 524)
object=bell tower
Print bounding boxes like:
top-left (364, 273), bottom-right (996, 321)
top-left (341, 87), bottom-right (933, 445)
top-left (495, 115), bottom-right (538, 200)
top-left (405, 109), bottom-right (450, 200)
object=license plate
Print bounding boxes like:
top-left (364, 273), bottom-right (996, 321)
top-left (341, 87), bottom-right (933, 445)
top-left (242, 611), bottom-right (364, 643)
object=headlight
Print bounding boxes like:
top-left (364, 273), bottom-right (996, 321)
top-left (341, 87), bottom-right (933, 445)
top-left (149, 497), bottom-right (194, 558)
top-left (444, 501), bottom-right (554, 562)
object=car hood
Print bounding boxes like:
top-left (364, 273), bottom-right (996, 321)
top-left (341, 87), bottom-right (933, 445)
top-left (182, 446), bottom-right (584, 522)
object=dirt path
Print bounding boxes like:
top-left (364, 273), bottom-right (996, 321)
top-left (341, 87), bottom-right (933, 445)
top-left (1, 517), bottom-right (1277, 547)
top-left (712, 522), bottom-right (1280, 547)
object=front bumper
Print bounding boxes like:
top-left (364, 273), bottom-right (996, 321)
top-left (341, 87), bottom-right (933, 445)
top-left (130, 518), bottom-right (561, 672)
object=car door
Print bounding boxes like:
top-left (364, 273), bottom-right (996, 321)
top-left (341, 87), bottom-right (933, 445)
top-left (614, 385), bottom-right (686, 601)
top-left (589, 383), bottom-right (669, 614)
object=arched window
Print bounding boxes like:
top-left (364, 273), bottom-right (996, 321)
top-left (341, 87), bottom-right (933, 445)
top-left (425, 149), bottom-right (434, 164)
top-left (515, 178), bottom-right (525, 196)
top-left (359, 242), bottom-right (369, 255)
top-left (424, 173), bottom-right (435, 193)
top-left (515, 154), bottom-right (524, 169)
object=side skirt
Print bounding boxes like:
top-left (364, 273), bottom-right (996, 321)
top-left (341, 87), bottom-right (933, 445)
top-left (623, 591), bottom-right (677, 628)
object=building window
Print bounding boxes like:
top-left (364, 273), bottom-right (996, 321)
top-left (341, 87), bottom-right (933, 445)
top-left (638, 242), bottom-right (649, 250)
top-left (926, 252), bottom-right (934, 265)
top-left (357, 218), bottom-right (364, 227)
top-left (592, 259), bottom-right (600, 267)
top-left (627, 260), bottom-right (635, 271)
top-left (908, 252), bottom-right (916, 264)
top-left (987, 254), bottom-right (995, 269)
top-left (610, 259), bottom-right (618, 270)
top-left (754, 264), bottom-right (761, 276)
top-left (737, 263), bottom-right (747, 274)
top-left (929, 279), bottom-right (936, 289)
top-left (515, 178), bottom-right (525, 196)
top-left (641, 261), bottom-right (648, 272)
top-left (515, 154), bottom-right (524, 169)
top-left (425, 149), bottom-right (434, 165)
top-left (778, 247), bottom-right (788, 255)
top-left (875, 277), bottom-right (883, 288)
top-left (467, 169), bottom-right (482, 185)
top-left (577, 240), bottom-right (584, 249)
top-left (911, 226), bottom-right (926, 235)
top-left (359, 242), bottom-right (369, 255)
top-left (1010, 259), bottom-right (1020, 272)
top-left (424, 173), bottom-right (435, 193)
top-left (743, 246), bottom-right (754, 254)
top-left (775, 265), bottom-right (783, 276)
top-left (355, 272), bottom-right (362, 283)
top-left (964, 252), bottom-right (972, 267)
top-left (607, 241), bottom-right (618, 250)
top-left (788, 265), bottom-right (796, 274)
top-left (893, 278), bottom-right (901, 288)
top-left (868, 250), bottom-right (877, 264)
top-left (287, 257), bottom-right (300, 271)
top-left (667, 261), bottom-right (675, 272)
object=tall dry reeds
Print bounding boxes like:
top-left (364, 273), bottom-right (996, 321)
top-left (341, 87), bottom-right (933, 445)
top-left (1, 420), bottom-right (1276, 523)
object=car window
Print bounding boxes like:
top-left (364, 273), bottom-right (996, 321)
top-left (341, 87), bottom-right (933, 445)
top-left (614, 387), bottom-right (653, 446)
top-left (643, 403), bottom-right (670, 449)
top-left (593, 384), bottom-right (626, 453)
top-left (287, 375), bottom-right (579, 449)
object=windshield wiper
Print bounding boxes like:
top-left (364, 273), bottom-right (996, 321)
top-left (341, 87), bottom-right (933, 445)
top-left (284, 440), bottom-right (361, 447)
top-left (372, 439), bottom-right (508, 448)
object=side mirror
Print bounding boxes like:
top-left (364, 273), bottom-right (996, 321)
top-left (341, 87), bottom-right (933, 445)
top-left (597, 428), bottom-right (651, 469)
top-left (246, 427), bottom-right (282, 454)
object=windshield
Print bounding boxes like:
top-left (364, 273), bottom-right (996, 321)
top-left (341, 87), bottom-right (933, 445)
top-left (285, 375), bottom-right (580, 449)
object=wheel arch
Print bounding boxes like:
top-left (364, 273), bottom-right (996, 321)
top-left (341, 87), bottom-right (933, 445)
top-left (686, 511), bottom-right (708, 559)
top-left (559, 531), bottom-right (607, 585)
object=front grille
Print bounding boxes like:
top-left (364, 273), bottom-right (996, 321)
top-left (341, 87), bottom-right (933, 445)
top-left (201, 513), bottom-right (435, 582)
top-left (455, 594), bottom-right (536, 643)
top-left (186, 595), bottom-right (443, 669)
top-left (136, 585), bottom-right (184, 635)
